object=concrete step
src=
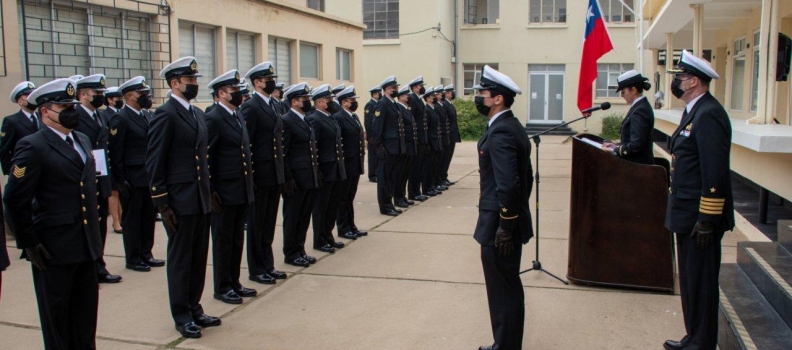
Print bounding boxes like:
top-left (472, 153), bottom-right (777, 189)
top-left (737, 241), bottom-right (792, 330)
top-left (718, 264), bottom-right (792, 350)
top-left (779, 220), bottom-right (792, 254)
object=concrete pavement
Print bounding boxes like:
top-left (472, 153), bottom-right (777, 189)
top-left (0, 136), bottom-right (751, 349)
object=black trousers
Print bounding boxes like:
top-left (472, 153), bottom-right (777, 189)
top-left (96, 197), bottom-right (110, 276)
top-left (376, 154), bottom-right (396, 212)
top-left (481, 245), bottom-right (524, 350)
top-left (336, 174), bottom-right (360, 234)
top-left (434, 147), bottom-right (447, 184)
top-left (408, 149), bottom-right (426, 198)
top-left (367, 143), bottom-right (378, 180)
top-left (394, 155), bottom-right (412, 202)
top-left (120, 186), bottom-right (156, 264)
top-left (32, 260), bottom-right (98, 350)
top-left (441, 142), bottom-right (456, 181)
top-left (164, 213), bottom-right (210, 325)
top-left (247, 184), bottom-right (281, 276)
top-left (212, 203), bottom-right (249, 294)
top-left (676, 231), bottom-right (723, 350)
top-left (313, 179), bottom-right (342, 248)
top-left (423, 150), bottom-right (442, 192)
top-left (282, 188), bottom-right (317, 260)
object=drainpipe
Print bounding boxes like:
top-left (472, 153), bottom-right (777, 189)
top-left (454, 0), bottom-right (459, 96)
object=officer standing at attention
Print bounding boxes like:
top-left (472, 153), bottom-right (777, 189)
top-left (205, 70), bottom-right (257, 305)
top-left (422, 87), bottom-right (442, 197)
top-left (147, 56), bottom-right (220, 339)
top-left (102, 86), bottom-right (124, 234)
top-left (601, 70), bottom-right (655, 165)
top-left (433, 86), bottom-right (450, 193)
top-left (307, 84), bottom-right (347, 253)
top-left (407, 77), bottom-right (429, 202)
top-left (281, 83), bottom-right (320, 268)
top-left (394, 84), bottom-right (417, 208)
top-left (205, 91), bottom-right (219, 113)
top-left (331, 84), bottom-right (345, 112)
top-left (663, 50), bottom-right (734, 350)
top-left (4, 78), bottom-right (104, 349)
top-left (372, 76), bottom-right (405, 216)
top-left (241, 62), bottom-right (288, 285)
top-left (1, 81), bottom-right (38, 177)
top-left (272, 82), bottom-right (286, 115)
top-left (239, 79), bottom-right (251, 104)
top-left (473, 65), bottom-right (533, 350)
top-left (441, 85), bottom-right (460, 186)
top-left (332, 86), bottom-right (368, 240)
top-left (74, 74), bottom-right (122, 284)
top-left (364, 86), bottom-right (382, 182)
top-left (109, 76), bottom-right (164, 272)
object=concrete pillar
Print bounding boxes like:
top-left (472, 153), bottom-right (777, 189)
top-left (217, 26), bottom-right (227, 75)
top-left (751, 0), bottom-right (778, 124)
top-left (664, 33), bottom-right (674, 110)
top-left (691, 5), bottom-right (703, 56)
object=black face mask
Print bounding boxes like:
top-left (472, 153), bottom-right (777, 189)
top-left (419, 87), bottom-right (426, 95)
top-left (113, 100), bottom-right (124, 109)
top-left (474, 96), bottom-right (491, 116)
top-left (89, 94), bottom-right (104, 109)
top-left (141, 95), bottom-right (153, 110)
top-left (448, 93), bottom-right (455, 101)
top-left (263, 80), bottom-right (276, 94)
top-left (670, 78), bottom-right (688, 99)
top-left (300, 100), bottom-right (312, 113)
top-left (389, 90), bottom-right (398, 99)
top-left (228, 91), bottom-right (243, 107)
top-left (181, 84), bottom-right (199, 101)
top-left (326, 101), bottom-right (338, 114)
top-left (25, 102), bottom-right (37, 111)
top-left (136, 94), bottom-right (152, 109)
top-left (50, 106), bottom-right (80, 129)
top-left (350, 101), bottom-right (359, 112)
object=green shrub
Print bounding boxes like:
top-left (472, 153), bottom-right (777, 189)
top-left (453, 99), bottom-right (488, 140)
top-left (600, 112), bottom-right (624, 141)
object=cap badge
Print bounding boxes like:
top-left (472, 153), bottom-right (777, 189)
top-left (190, 60), bottom-right (198, 71)
top-left (66, 84), bottom-right (75, 96)
top-left (304, 86), bottom-right (309, 93)
top-left (141, 80), bottom-right (148, 88)
top-left (100, 77), bottom-right (106, 86)
top-left (235, 72), bottom-right (240, 80)
top-left (27, 83), bottom-right (34, 89)
top-left (269, 66), bottom-right (274, 74)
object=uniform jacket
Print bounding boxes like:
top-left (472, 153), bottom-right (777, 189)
top-left (204, 102), bottom-right (218, 114)
top-left (0, 110), bottom-right (39, 175)
top-left (109, 106), bottom-right (151, 188)
top-left (397, 102), bottom-right (419, 156)
top-left (3, 128), bottom-right (103, 265)
top-left (240, 93), bottom-right (285, 187)
top-left (666, 92), bottom-right (734, 234)
top-left (372, 97), bottom-right (406, 155)
top-left (443, 100), bottom-right (462, 143)
top-left (146, 97), bottom-right (211, 216)
top-left (364, 99), bottom-right (378, 144)
top-left (425, 104), bottom-right (443, 152)
top-left (101, 107), bottom-right (119, 127)
top-left (205, 105), bottom-right (255, 206)
top-left (282, 109), bottom-right (320, 189)
top-left (409, 93), bottom-right (429, 145)
top-left (308, 110), bottom-right (347, 182)
top-left (616, 97), bottom-right (654, 165)
top-left (436, 100), bottom-right (451, 146)
top-left (0, 190), bottom-right (8, 271)
top-left (474, 111), bottom-right (533, 246)
top-left (333, 110), bottom-right (365, 176)
top-left (74, 105), bottom-right (112, 201)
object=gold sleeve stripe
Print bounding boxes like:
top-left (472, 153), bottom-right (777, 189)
top-left (500, 214), bottom-right (518, 220)
top-left (700, 203), bottom-right (725, 210)
top-left (699, 208), bottom-right (722, 215)
top-left (151, 192), bottom-right (168, 199)
top-left (701, 197), bottom-right (726, 204)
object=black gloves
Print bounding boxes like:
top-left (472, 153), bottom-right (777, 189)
top-left (117, 181), bottom-right (131, 201)
top-left (25, 244), bottom-right (51, 271)
top-left (494, 226), bottom-right (515, 256)
top-left (283, 180), bottom-right (296, 197)
top-left (376, 144), bottom-right (386, 160)
top-left (157, 204), bottom-right (179, 232)
top-left (691, 221), bottom-right (715, 249)
top-left (211, 192), bottom-right (223, 213)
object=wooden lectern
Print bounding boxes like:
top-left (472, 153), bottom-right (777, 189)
top-left (567, 134), bottom-right (674, 293)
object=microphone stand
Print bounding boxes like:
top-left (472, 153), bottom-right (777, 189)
top-left (519, 113), bottom-right (597, 284)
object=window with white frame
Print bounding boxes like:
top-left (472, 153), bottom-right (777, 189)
top-left (529, 0), bottom-right (567, 24)
top-left (463, 63), bottom-right (499, 95)
top-left (268, 37), bottom-right (292, 85)
top-left (226, 31), bottom-right (256, 76)
top-left (596, 63), bottom-right (634, 98)
top-left (751, 30), bottom-right (761, 112)
top-left (300, 42), bottom-right (320, 79)
top-left (731, 36), bottom-right (747, 111)
top-left (465, 0), bottom-right (499, 25)
top-left (599, 0), bottom-right (635, 23)
top-left (363, 0), bottom-right (399, 39)
top-left (307, 0), bottom-right (325, 12)
top-left (336, 49), bottom-right (352, 81)
top-left (179, 22), bottom-right (216, 102)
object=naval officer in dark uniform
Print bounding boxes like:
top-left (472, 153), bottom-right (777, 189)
top-left (473, 65), bottom-right (533, 350)
top-left (241, 62), bottom-right (288, 285)
top-left (663, 50), bottom-right (734, 350)
top-left (331, 84), bottom-right (345, 112)
top-left (74, 74), bottom-right (122, 284)
top-left (441, 84), bottom-right (461, 186)
top-left (407, 78), bottom-right (430, 202)
top-left (332, 86), bottom-right (368, 240)
top-left (422, 87), bottom-right (443, 197)
top-left (1, 81), bottom-right (38, 176)
top-left (102, 86), bottom-right (124, 234)
top-left (602, 70), bottom-right (655, 165)
top-left (433, 85), bottom-right (450, 193)
top-left (147, 56), bottom-right (220, 339)
top-left (281, 83), bottom-right (321, 267)
top-left (394, 84), bottom-right (417, 208)
top-left (372, 76), bottom-right (405, 216)
top-left (4, 78), bottom-right (104, 349)
top-left (205, 70), bottom-right (257, 305)
top-left (109, 76), bottom-right (164, 272)
top-left (364, 86), bottom-right (382, 182)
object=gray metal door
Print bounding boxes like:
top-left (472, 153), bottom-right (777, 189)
top-left (529, 72), bottom-right (565, 123)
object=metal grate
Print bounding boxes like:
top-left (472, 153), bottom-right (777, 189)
top-left (18, 0), bottom-right (171, 103)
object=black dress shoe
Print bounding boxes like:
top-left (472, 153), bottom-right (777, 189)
top-left (98, 274), bottom-right (122, 283)
top-left (436, 185), bottom-right (448, 191)
top-left (369, 177), bottom-right (377, 183)
top-left (339, 231), bottom-right (358, 240)
top-left (234, 286), bottom-right (257, 297)
top-left (663, 340), bottom-right (683, 350)
top-left (144, 258), bottom-right (165, 267)
top-left (409, 196), bottom-right (427, 202)
top-left (175, 322), bottom-right (201, 338)
top-left (214, 290), bottom-right (242, 305)
top-left (194, 313), bottom-right (221, 327)
top-left (446, 180), bottom-right (456, 186)
top-left (353, 230), bottom-right (368, 237)
top-left (425, 191), bottom-right (438, 196)
top-left (285, 257), bottom-right (310, 267)
top-left (395, 201), bottom-right (409, 208)
top-left (314, 244), bottom-right (336, 254)
top-left (113, 228), bottom-right (124, 234)
top-left (406, 200), bottom-right (415, 205)
top-left (266, 269), bottom-right (287, 279)
top-left (333, 242), bottom-right (345, 249)
top-left (394, 208), bottom-right (403, 213)
top-left (301, 254), bottom-right (317, 264)
top-left (249, 274), bottom-right (276, 284)
top-left (478, 346), bottom-right (494, 350)
top-left (125, 262), bottom-right (151, 272)
top-left (381, 210), bottom-right (399, 216)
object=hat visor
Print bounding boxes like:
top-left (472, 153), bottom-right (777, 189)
top-left (472, 84), bottom-right (484, 90)
top-left (666, 68), bottom-right (687, 75)
top-left (50, 98), bottom-right (79, 104)
top-left (178, 73), bottom-right (203, 78)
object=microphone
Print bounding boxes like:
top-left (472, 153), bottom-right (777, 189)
top-left (581, 102), bottom-right (611, 115)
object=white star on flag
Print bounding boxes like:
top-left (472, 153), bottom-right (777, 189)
top-left (587, 6), bottom-right (594, 23)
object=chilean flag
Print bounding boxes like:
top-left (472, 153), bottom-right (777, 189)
top-left (577, 0), bottom-right (613, 113)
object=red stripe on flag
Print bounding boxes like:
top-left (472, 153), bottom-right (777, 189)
top-left (578, 18), bottom-right (613, 113)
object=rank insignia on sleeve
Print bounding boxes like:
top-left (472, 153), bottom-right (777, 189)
top-left (686, 123), bottom-right (693, 131)
top-left (110, 128), bottom-right (118, 136)
top-left (375, 111), bottom-right (381, 117)
top-left (0, 132), bottom-right (5, 137)
top-left (13, 165), bottom-right (26, 179)
top-left (501, 207), bottom-right (507, 213)
top-left (365, 109), bottom-right (369, 114)
top-left (710, 187), bottom-right (716, 193)
top-left (151, 186), bottom-right (157, 192)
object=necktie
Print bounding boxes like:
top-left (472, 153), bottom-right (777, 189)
top-left (93, 112), bottom-right (102, 127)
top-left (30, 115), bottom-right (38, 130)
top-left (65, 135), bottom-right (74, 146)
